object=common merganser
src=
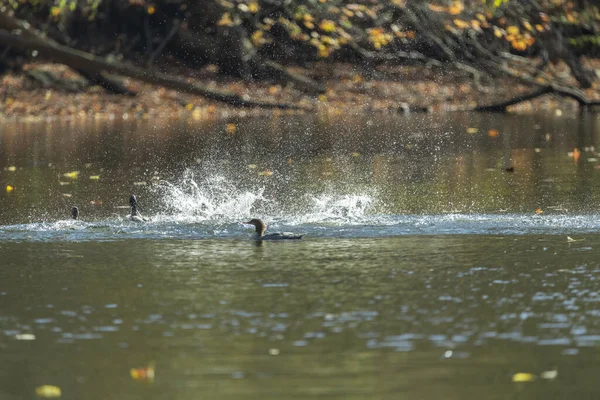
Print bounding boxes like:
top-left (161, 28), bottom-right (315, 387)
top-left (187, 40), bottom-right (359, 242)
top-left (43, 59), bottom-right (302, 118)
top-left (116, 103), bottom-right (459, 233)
top-left (245, 218), bottom-right (303, 240)
top-left (72, 206), bottom-right (79, 220)
top-left (129, 194), bottom-right (147, 222)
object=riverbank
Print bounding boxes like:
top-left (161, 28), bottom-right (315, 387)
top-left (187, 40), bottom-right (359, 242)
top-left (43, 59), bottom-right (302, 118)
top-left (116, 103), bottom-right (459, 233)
top-left (1, 60), bottom-right (598, 121)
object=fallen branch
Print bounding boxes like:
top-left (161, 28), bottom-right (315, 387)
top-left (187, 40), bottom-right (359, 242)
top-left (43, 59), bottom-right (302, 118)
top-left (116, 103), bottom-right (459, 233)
top-left (473, 84), bottom-right (600, 112)
top-left (0, 12), bottom-right (309, 110)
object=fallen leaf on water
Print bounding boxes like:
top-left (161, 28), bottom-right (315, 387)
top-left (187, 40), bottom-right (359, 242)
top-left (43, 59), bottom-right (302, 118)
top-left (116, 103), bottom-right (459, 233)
top-left (567, 236), bottom-right (585, 242)
top-left (130, 363), bottom-right (155, 383)
top-left (268, 348), bottom-right (280, 356)
top-left (352, 152), bottom-right (360, 157)
top-left (540, 370), bottom-right (558, 380)
top-left (35, 385), bottom-right (61, 398)
top-left (488, 129), bottom-right (499, 138)
top-left (7, 166), bottom-right (17, 172)
top-left (6, 185), bottom-right (14, 193)
top-left (133, 181), bottom-right (147, 186)
top-left (63, 171), bottom-right (80, 179)
top-left (89, 175), bottom-right (100, 180)
top-left (466, 127), bottom-right (478, 134)
top-left (247, 164), bottom-right (258, 170)
top-left (570, 148), bottom-right (581, 162)
top-left (226, 123), bottom-right (237, 134)
top-left (512, 372), bottom-right (535, 382)
top-left (258, 170), bottom-right (273, 177)
top-left (62, 193), bottom-right (72, 198)
top-left (535, 208), bottom-right (543, 214)
top-left (16, 333), bottom-right (36, 340)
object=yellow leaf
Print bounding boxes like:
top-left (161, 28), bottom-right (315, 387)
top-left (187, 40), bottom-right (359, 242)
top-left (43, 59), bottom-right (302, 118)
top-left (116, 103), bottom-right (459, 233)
top-left (506, 25), bottom-right (519, 35)
top-left (512, 372), bottom-right (535, 382)
top-left (318, 94), bottom-right (327, 102)
top-left (147, 5), bottom-right (155, 15)
top-left (89, 175), bottom-right (100, 180)
top-left (535, 209), bottom-right (543, 214)
top-left (7, 166), bottom-right (16, 172)
top-left (217, 12), bottom-right (234, 27)
top-left (319, 20), bottom-right (336, 32)
top-left (130, 364), bottom-right (155, 383)
top-left (248, 2), bottom-right (259, 13)
top-left (427, 4), bottom-right (446, 12)
top-left (453, 19), bottom-right (470, 29)
top-left (50, 7), bottom-right (60, 17)
top-left (6, 185), bottom-right (14, 193)
top-left (488, 129), bottom-right (499, 138)
top-left (63, 171), bottom-right (80, 179)
top-left (448, 1), bottom-right (464, 15)
top-left (352, 152), bottom-right (360, 157)
top-left (466, 127), bottom-right (478, 134)
top-left (185, 103), bottom-right (194, 111)
top-left (35, 385), bottom-right (61, 398)
top-left (226, 123), bottom-right (237, 134)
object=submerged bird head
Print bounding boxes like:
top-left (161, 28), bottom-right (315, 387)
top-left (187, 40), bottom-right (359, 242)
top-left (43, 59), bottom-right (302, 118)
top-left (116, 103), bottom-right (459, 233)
top-left (129, 195), bottom-right (138, 207)
top-left (245, 218), bottom-right (266, 236)
top-left (71, 206), bottom-right (79, 220)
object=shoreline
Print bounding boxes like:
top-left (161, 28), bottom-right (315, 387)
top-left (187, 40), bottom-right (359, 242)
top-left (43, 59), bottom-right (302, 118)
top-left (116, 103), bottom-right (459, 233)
top-left (1, 61), bottom-right (597, 122)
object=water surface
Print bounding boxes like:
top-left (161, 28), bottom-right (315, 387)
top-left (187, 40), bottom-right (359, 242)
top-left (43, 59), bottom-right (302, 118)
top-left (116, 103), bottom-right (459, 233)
top-left (1, 112), bottom-right (600, 399)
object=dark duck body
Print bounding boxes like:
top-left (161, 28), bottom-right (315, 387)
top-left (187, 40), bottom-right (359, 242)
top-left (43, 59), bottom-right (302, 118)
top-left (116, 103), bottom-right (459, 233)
top-left (71, 206), bottom-right (79, 220)
top-left (245, 218), bottom-right (303, 240)
top-left (129, 194), bottom-right (147, 222)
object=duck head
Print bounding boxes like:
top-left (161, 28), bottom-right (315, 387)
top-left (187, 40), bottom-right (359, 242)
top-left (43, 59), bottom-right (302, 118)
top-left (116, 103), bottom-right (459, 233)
top-left (71, 206), bottom-right (79, 220)
top-left (245, 218), bottom-right (266, 236)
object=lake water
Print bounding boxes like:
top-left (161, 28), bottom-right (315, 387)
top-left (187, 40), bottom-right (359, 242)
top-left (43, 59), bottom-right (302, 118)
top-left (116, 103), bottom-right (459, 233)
top-left (1, 111), bottom-right (600, 399)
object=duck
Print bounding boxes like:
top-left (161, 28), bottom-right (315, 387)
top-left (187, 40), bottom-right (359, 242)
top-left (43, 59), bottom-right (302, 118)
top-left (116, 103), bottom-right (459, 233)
top-left (129, 194), bottom-right (147, 222)
top-left (244, 218), bottom-right (303, 240)
top-left (71, 206), bottom-right (79, 220)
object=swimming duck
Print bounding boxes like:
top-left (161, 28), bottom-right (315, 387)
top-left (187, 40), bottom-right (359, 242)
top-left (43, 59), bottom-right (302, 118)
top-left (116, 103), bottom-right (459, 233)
top-left (129, 194), bottom-right (147, 222)
top-left (71, 206), bottom-right (79, 220)
top-left (245, 218), bottom-right (303, 240)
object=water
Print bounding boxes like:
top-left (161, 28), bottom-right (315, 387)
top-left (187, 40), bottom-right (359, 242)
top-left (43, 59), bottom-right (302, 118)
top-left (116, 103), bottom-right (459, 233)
top-left (1, 112), bottom-right (600, 399)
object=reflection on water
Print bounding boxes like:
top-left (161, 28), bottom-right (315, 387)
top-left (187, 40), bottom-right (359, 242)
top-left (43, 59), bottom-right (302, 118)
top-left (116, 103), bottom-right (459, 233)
top-left (1, 112), bottom-right (600, 399)
top-left (0, 112), bottom-right (599, 226)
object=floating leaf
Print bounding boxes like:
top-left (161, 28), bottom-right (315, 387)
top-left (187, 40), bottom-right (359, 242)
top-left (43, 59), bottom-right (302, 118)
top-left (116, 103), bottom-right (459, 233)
top-left (352, 152), bottom-right (360, 157)
top-left (258, 170), bottom-right (273, 177)
top-left (130, 363), bottom-right (155, 383)
top-left (89, 175), bottom-right (100, 180)
top-left (63, 171), bottom-right (80, 179)
top-left (247, 164), bottom-right (258, 170)
top-left (572, 148), bottom-right (581, 162)
top-left (6, 185), bottom-right (14, 193)
top-left (567, 236), bottom-right (585, 243)
top-left (535, 208), bottom-right (543, 214)
top-left (512, 372), bottom-right (535, 382)
top-left (268, 348), bottom-right (280, 355)
top-left (540, 370), bottom-right (558, 380)
top-left (488, 129), bottom-right (499, 138)
top-left (226, 123), bottom-right (237, 134)
top-left (16, 333), bottom-right (35, 340)
top-left (35, 385), bottom-right (61, 398)
top-left (62, 193), bottom-right (72, 198)
top-left (466, 127), bottom-right (478, 134)
top-left (7, 166), bottom-right (16, 172)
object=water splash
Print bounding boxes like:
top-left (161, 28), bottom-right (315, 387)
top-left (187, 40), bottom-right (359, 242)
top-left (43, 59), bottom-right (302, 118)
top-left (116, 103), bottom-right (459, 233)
top-left (154, 171), bottom-right (266, 223)
top-left (297, 193), bottom-right (376, 225)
